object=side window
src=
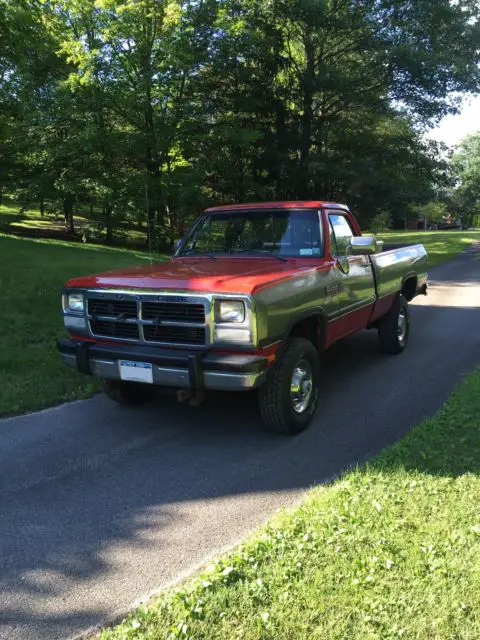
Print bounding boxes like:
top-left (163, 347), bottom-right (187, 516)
top-left (328, 213), bottom-right (354, 256)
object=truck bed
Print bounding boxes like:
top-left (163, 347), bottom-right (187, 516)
top-left (370, 243), bottom-right (428, 299)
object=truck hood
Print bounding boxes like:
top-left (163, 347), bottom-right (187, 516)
top-left (66, 256), bottom-right (318, 295)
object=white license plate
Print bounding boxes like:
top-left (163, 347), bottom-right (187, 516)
top-left (119, 360), bottom-right (153, 384)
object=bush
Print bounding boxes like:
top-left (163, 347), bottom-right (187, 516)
top-left (370, 211), bottom-right (392, 234)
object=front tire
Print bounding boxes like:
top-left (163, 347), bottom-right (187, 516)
top-left (378, 294), bottom-right (410, 355)
top-left (103, 380), bottom-right (153, 406)
top-left (258, 337), bottom-right (320, 435)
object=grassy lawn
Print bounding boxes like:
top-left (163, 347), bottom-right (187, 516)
top-left (0, 199), bottom-right (147, 245)
top-left (0, 199), bottom-right (89, 232)
top-left (101, 367), bottom-right (480, 640)
top-left (378, 230), bottom-right (480, 267)
top-left (0, 234), bottom-right (161, 417)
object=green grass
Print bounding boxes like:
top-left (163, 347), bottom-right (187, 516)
top-left (0, 199), bottom-right (87, 231)
top-left (0, 233), bottom-right (164, 417)
top-left (101, 368), bottom-right (480, 640)
top-left (378, 230), bottom-right (480, 267)
top-left (0, 199), bottom-right (147, 244)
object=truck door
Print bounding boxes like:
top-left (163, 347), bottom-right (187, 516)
top-left (327, 211), bottom-right (376, 339)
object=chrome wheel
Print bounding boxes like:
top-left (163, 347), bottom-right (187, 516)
top-left (290, 360), bottom-right (313, 415)
top-left (398, 310), bottom-right (407, 345)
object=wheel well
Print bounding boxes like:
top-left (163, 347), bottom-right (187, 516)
top-left (402, 277), bottom-right (417, 302)
top-left (288, 315), bottom-right (326, 352)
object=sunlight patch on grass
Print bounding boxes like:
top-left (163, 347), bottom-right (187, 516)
top-left (0, 200), bottom-right (149, 245)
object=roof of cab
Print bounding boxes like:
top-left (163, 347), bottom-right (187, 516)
top-left (205, 201), bottom-right (349, 213)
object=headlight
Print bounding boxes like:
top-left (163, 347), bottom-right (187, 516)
top-left (66, 292), bottom-right (85, 313)
top-left (217, 300), bottom-right (245, 324)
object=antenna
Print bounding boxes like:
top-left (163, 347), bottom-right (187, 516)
top-left (145, 177), bottom-right (153, 265)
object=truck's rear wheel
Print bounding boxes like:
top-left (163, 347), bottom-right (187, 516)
top-left (258, 337), bottom-right (320, 435)
top-left (103, 380), bottom-right (153, 406)
top-left (378, 294), bottom-right (410, 354)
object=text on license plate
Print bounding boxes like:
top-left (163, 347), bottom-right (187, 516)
top-left (119, 360), bottom-right (153, 384)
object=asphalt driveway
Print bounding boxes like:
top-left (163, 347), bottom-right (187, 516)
top-left (1, 244), bottom-right (479, 640)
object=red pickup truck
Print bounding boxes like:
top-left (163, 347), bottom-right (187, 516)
top-left (58, 201), bottom-right (428, 434)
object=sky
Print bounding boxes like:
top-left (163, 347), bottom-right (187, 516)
top-left (426, 94), bottom-right (480, 148)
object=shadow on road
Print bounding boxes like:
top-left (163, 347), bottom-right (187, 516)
top-left (1, 302), bottom-right (480, 639)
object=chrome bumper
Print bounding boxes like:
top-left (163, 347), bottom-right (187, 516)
top-left (58, 339), bottom-right (268, 392)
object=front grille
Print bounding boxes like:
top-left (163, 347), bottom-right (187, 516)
top-left (142, 302), bottom-right (205, 323)
top-left (144, 325), bottom-right (205, 345)
top-left (87, 293), bottom-right (208, 346)
top-left (88, 299), bottom-right (137, 319)
top-left (90, 319), bottom-right (140, 340)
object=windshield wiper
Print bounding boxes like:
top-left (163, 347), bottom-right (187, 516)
top-left (180, 250), bottom-right (218, 260)
top-left (230, 249), bottom-right (288, 262)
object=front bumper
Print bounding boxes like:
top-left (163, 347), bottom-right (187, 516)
top-left (57, 339), bottom-right (268, 391)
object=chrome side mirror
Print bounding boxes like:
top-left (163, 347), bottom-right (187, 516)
top-left (350, 236), bottom-right (382, 256)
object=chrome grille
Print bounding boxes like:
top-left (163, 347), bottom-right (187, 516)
top-left (143, 325), bottom-right (205, 345)
top-left (88, 299), bottom-right (137, 319)
top-left (90, 319), bottom-right (140, 340)
top-left (142, 302), bottom-right (205, 323)
top-left (86, 292), bottom-right (208, 347)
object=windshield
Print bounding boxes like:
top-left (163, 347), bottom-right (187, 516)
top-left (177, 209), bottom-right (323, 259)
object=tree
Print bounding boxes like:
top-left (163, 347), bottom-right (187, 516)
top-left (452, 132), bottom-right (480, 227)
top-left (52, 0), bottom-right (216, 248)
top-left (185, 0), bottom-right (480, 221)
top-left (409, 201), bottom-right (449, 226)
top-left (1, 0), bottom-right (479, 242)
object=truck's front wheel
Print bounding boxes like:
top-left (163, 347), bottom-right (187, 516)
top-left (378, 294), bottom-right (410, 354)
top-left (103, 380), bottom-right (153, 406)
top-left (258, 338), bottom-right (320, 435)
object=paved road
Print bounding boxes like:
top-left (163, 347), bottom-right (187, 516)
top-left (1, 245), bottom-right (480, 640)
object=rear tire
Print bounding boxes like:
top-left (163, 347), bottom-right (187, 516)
top-left (103, 380), bottom-right (154, 406)
top-left (258, 337), bottom-right (320, 435)
top-left (378, 295), bottom-right (410, 355)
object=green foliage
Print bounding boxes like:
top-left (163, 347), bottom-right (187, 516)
top-left (409, 201), bottom-right (449, 224)
top-left (1, 0), bottom-right (479, 241)
top-left (101, 366), bottom-right (480, 640)
top-left (452, 132), bottom-right (480, 227)
top-left (370, 211), bottom-right (392, 234)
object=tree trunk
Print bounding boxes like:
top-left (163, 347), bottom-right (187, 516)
top-left (40, 196), bottom-right (45, 217)
top-left (144, 174), bottom-right (159, 250)
top-left (90, 203), bottom-right (94, 217)
top-left (144, 145), bottom-right (161, 249)
top-left (274, 101), bottom-right (288, 200)
top-left (63, 194), bottom-right (75, 234)
top-left (297, 31), bottom-right (315, 199)
top-left (104, 203), bottom-right (113, 244)
top-left (140, 11), bottom-right (162, 250)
